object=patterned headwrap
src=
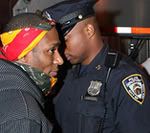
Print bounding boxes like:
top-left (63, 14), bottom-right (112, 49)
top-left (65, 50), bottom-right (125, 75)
top-left (0, 19), bottom-right (54, 61)
top-left (0, 13), bottom-right (58, 95)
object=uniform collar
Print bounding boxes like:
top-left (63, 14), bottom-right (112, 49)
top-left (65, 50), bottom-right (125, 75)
top-left (73, 44), bottom-right (109, 77)
top-left (87, 44), bottom-right (109, 70)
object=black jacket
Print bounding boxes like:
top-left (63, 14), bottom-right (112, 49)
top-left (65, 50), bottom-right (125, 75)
top-left (0, 59), bottom-right (52, 133)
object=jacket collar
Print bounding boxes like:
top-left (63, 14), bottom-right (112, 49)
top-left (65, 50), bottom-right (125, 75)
top-left (72, 44), bottom-right (109, 77)
top-left (0, 59), bottom-right (45, 107)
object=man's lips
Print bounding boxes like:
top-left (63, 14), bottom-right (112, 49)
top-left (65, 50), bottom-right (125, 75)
top-left (49, 71), bottom-right (57, 77)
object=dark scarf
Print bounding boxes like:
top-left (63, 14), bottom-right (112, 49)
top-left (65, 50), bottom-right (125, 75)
top-left (14, 62), bottom-right (56, 96)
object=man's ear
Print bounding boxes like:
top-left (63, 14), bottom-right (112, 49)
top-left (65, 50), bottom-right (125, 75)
top-left (85, 24), bottom-right (95, 39)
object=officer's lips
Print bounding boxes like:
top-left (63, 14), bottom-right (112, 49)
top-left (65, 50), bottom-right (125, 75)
top-left (65, 55), bottom-right (72, 61)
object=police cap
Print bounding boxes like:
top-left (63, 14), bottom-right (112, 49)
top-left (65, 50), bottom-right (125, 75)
top-left (43, 0), bottom-right (96, 35)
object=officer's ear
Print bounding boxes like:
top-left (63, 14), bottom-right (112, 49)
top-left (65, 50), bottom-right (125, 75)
top-left (85, 23), bottom-right (95, 39)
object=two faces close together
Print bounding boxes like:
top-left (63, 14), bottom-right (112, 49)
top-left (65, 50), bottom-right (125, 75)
top-left (31, 14), bottom-right (98, 76)
top-left (0, 0), bottom-right (100, 94)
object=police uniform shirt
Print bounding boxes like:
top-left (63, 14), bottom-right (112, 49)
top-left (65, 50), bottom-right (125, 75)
top-left (43, 0), bottom-right (150, 132)
top-left (54, 45), bottom-right (150, 133)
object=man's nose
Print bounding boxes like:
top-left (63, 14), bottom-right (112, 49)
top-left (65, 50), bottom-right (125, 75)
top-left (53, 50), bottom-right (64, 65)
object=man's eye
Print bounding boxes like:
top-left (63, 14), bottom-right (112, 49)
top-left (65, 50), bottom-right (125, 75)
top-left (48, 48), bottom-right (56, 54)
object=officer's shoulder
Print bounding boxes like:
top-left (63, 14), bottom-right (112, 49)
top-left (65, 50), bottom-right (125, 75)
top-left (109, 54), bottom-right (147, 81)
top-left (115, 55), bottom-right (141, 72)
top-left (104, 51), bottom-right (137, 72)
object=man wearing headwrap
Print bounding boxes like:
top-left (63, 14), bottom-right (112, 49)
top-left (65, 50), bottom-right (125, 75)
top-left (0, 12), bottom-right (63, 133)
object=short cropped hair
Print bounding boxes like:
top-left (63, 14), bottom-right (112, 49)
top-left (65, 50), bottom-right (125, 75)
top-left (3, 13), bottom-right (49, 32)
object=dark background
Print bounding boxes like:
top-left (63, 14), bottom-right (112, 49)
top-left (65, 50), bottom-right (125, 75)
top-left (0, 0), bottom-right (18, 32)
top-left (1, 0), bottom-right (150, 35)
top-left (95, 0), bottom-right (150, 35)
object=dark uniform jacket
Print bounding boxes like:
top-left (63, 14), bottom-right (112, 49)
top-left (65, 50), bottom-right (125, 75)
top-left (54, 45), bottom-right (150, 133)
top-left (0, 59), bottom-right (52, 133)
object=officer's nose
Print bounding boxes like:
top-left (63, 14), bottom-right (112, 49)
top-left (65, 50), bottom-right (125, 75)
top-left (53, 50), bottom-right (64, 65)
top-left (64, 48), bottom-right (69, 57)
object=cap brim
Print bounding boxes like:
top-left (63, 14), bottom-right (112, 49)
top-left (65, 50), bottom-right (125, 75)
top-left (62, 24), bottom-right (76, 36)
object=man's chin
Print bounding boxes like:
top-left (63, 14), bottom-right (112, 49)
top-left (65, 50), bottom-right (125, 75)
top-left (69, 60), bottom-right (78, 65)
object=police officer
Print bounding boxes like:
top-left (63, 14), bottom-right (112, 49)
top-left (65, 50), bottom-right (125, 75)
top-left (43, 0), bottom-right (150, 133)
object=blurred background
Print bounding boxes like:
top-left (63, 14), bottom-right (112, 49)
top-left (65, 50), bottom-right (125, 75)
top-left (0, 0), bottom-right (150, 64)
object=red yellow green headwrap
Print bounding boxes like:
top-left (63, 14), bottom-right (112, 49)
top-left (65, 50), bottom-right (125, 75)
top-left (0, 17), bottom-right (55, 61)
top-left (0, 26), bottom-right (58, 93)
top-left (0, 28), bottom-right (48, 61)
